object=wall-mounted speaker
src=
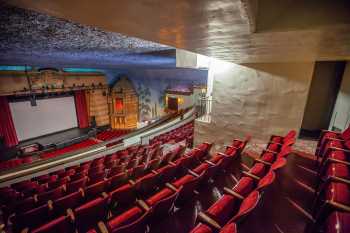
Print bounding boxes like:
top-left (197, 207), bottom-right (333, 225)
top-left (30, 95), bottom-right (37, 106)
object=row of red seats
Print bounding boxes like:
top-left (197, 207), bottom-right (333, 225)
top-left (189, 132), bottom-right (295, 233)
top-left (0, 142), bottom-right (187, 233)
top-left (149, 121), bottom-right (194, 146)
top-left (40, 139), bottom-right (98, 160)
top-left (9, 142), bottom-right (212, 233)
top-left (0, 156), bottom-right (33, 170)
top-left (310, 127), bottom-right (350, 232)
top-left (96, 130), bottom-right (130, 142)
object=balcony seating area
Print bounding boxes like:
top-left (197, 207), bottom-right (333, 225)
top-left (0, 140), bottom-right (193, 233)
top-left (189, 132), bottom-right (296, 233)
top-left (96, 130), bottom-right (131, 142)
top-left (149, 122), bottom-right (194, 146)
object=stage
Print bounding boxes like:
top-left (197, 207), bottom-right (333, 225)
top-left (0, 127), bottom-right (97, 162)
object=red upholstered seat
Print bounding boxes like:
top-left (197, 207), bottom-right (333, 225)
top-left (225, 146), bottom-right (237, 156)
top-left (325, 182), bottom-right (350, 205)
top-left (271, 137), bottom-right (283, 143)
top-left (173, 174), bottom-right (196, 188)
top-left (220, 223), bottom-right (237, 233)
top-left (37, 186), bottom-right (65, 204)
top-left (229, 191), bottom-right (260, 222)
top-left (13, 204), bottom-right (53, 233)
top-left (110, 183), bottom-right (136, 207)
top-left (107, 206), bottom-right (143, 229)
top-left (271, 158), bottom-right (287, 171)
top-left (146, 188), bottom-right (173, 206)
top-left (157, 164), bottom-right (178, 184)
top-left (193, 163), bottom-right (210, 174)
top-left (326, 163), bottom-right (350, 180)
top-left (249, 163), bottom-right (267, 177)
top-left (326, 151), bottom-right (348, 161)
top-left (232, 177), bottom-right (255, 197)
top-left (53, 190), bottom-right (84, 216)
top-left (66, 177), bottom-right (88, 194)
top-left (74, 197), bottom-right (109, 233)
top-left (257, 171), bottom-right (276, 191)
top-left (31, 215), bottom-right (75, 233)
top-left (134, 172), bottom-right (159, 194)
top-left (108, 172), bottom-right (128, 191)
top-left (190, 223), bottom-right (213, 233)
top-left (210, 154), bottom-right (224, 163)
top-left (261, 152), bottom-right (275, 163)
top-left (148, 188), bottom-right (179, 217)
top-left (325, 211), bottom-right (350, 233)
top-left (206, 195), bottom-right (239, 226)
top-left (267, 143), bottom-right (280, 152)
top-left (85, 180), bottom-right (108, 200)
top-left (88, 171), bottom-right (106, 184)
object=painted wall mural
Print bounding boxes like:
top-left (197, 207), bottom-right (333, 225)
top-left (108, 68), bottom-right (208, 122)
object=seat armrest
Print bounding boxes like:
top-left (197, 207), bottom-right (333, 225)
top-left (223, 187), bottom-right (244, 200)
top-left (169, 161), bottom-right (177, 166)
top-left (217, 152), bottom-right (228, 157)
top-left (34, 194), bottom-right (38, 202)
top-left (328, 147), bottom-right (350, 154)
top-left (98, 221), bottom-right (110, 233)
top-left (20, 228), bottom-right (29, 233)
top-left (205, 160), bottom-right (215, 166)
top-left (136, 199), bottom-right (151, 212)
top-left (329, 176), bottom-right (350, 185)
top-left (67, 208), bottom-right (75, 222)
top-left (242, 171), bottom-right (260, 180)
top-left (151, 170), bottom-right (158, 175)
top-left (48, 200), bottom-right (53, 211)
top-left (327, 200), bottom-right (350, 212)
top-left (101, 192), bottom-right (109, 199)
top-left (129, 180), bottom-right (136, 186)
top-left (193, 148), bottom-right (201, 152)
top-left (255, 158), bottom-right (272, 166)
top-left (165, 183), bottom-right (178, 192)
top-left (188, 169), bottom-right (200, 178)
top-left (197, 212), bottom-right (221, 230)
top-left (264, 149), bottom-right (278, 154)
top-left (328, 158), bottom-right (350, 166)
top-left (78, 188), bottom-right (85, 197)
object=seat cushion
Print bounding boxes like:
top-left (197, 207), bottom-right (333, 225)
top-left (271, 137), bottom-right (283, 143)
top-left (206, 195), bottom-right (238, 225)
top-left (107, 206), bottom-right (143, 229)
top-left (220, 223), bottom-right (237, 233)
top-left (146, 188), bottom-right (173, 206)
top-left (172, 175), bottom-right (195, 188)
top-left (326, 164), bottom-right (350, 180)
top-left (326, 182), bottom-right (350, 205)
top-left (325, 211), bottom-right (350, 233)
top-left (190, 223), bottom-right (213, 233)
top-left (261, 152), bottom-right (275, 163)
top-left (267, 143), bottom-right (280, 152)
top-left (327, 151), bottom-right (347, 161)
top-left (233, 177), bottom-right (255, 196)
top-left (249, 163), bottom-right (267, 177)
top-left (193, 163), bottom-right (210, 174)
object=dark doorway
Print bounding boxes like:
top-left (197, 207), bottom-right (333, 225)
top-left (300, 61), bottom-right (346, 139)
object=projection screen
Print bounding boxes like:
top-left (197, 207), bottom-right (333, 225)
top-left (10, 96), bottom-right (78, 141)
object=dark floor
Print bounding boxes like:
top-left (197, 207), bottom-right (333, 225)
top-left (149, 152), bottom-right (317, 233)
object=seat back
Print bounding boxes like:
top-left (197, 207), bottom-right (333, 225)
top-left (152, 189), bottom-right (180, 217)
top-left (85, 180), bottom-right (108, 200)
top-left (136, 173), bottom-right (160, 195)
top-left (256, 171), bottom-right (276, 192)
top-left (230, 191), bottom-right (260, 222)
top-left (108, 172), bottom-right (129, 191)
top-left (66, 177), bottom-right (88, 194)
top-left (31, 215), bottom-right (75, 233)
top-left (74, 197), bottom-right (109, 233)
top-left (110, 184), bottom-right (136, 207)
top-left (177, 172), bottom-right (204, 203)
top-left (110, 210), bottom-right (150, 233)
top-left (158, 164), bottom-right (177, 184)
top-left (53, 190), bottom-right (84, 216)
top-left (37, 186), bottom-right (65, 204)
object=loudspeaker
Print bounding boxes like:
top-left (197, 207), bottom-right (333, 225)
top-left (30, 95), bottom-right (37, 106)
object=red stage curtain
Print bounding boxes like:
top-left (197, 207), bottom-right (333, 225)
top-left (0, 96), bottom-right (19, 147)
top-left (74, 90), bottom-right (89, 128)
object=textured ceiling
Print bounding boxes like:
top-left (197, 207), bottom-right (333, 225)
top-left (0, 2), bottom-right (176, 68)
top-left (6, 0), bottom-right (350, 63)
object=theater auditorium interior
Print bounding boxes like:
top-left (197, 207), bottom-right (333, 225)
top-left (0, 1), bottom-right (350, 233)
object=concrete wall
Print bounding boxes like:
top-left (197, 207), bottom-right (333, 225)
top-left (330, 62), bottom-right (350, 130)
top-left (194, 60), bottom-right (315, 151)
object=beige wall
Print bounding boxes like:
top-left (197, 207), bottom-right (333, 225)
top-left (330, 62), bottom-right (350, 130)
top-left (194, 60), bottom-right (315, 152)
